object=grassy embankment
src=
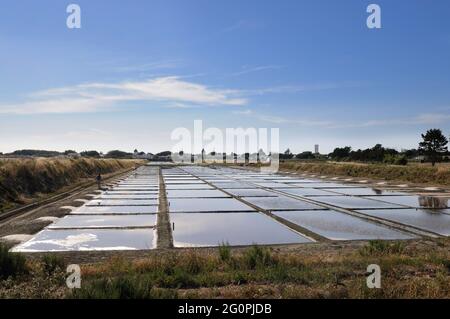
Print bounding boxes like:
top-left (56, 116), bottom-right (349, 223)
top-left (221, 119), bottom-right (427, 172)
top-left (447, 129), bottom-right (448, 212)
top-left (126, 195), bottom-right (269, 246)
top-left (0, 239), bottom-right (449, 299)
top-left (0, 158), bottom-right (143, 211)
top-left (277, 161), bottom-right (450, 187)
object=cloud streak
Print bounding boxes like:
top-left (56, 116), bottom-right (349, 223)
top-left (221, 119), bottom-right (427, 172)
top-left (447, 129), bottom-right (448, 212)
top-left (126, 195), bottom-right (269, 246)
top-left (0, 77), bottom-right (247, 114)
top-left (234, 109), bottom-right (450, 128)
top-left (228, 65), bottom-right (283, 77)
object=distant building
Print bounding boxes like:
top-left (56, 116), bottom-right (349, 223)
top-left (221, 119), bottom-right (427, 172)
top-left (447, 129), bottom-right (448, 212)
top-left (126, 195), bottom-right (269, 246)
top-left (314, 144), bottom-right (320, 155)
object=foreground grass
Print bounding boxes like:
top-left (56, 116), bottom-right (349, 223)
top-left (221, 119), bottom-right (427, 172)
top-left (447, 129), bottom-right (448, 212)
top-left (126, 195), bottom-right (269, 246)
top-left (1, 239), bottom-right (448, 299)
top-left (276, 161), bottom-right (450, 187)
top-left (0, 158), bottom-right (143, 210)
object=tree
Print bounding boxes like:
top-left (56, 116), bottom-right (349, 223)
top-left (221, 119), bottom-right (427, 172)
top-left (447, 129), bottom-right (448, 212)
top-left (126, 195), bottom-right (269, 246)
top-left (80, 150), bottom-right (100, 158)
top-left (106, 150), bottom-right (133, 159)
top-left (419, 129), bottom-right (448, 166)
top-left (156, 151), bottom-right (172, 157)
top-left (280, 149), bottom-right (294, 160)
top-left (330, 146), bottom-right (351, 160)
top-left (296, 151), bottom-right (315, 160)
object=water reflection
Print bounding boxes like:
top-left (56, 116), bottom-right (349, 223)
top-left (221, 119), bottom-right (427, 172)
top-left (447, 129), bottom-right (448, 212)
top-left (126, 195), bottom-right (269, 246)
top-left (418, 196), bottom-right (448, 209)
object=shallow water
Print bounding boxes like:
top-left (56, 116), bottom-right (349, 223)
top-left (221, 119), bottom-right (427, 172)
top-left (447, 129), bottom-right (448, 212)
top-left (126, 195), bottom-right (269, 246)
top-left (168, 198), bottom-right (255, 212)
top-left (49, 215), bottom-right (157, 229)
top-left (171, 212), bottom-right (312, 247)
top-left (12, 228), bottom-right (156, 252)
top-left (364, 196), bottom-right (449, 209)
top-left (242, 196), bottom-right (324, 211)
top-left (355, 209), bottom-right (450, 236)
top-left (71, 205), bottom-right (158, 214)
top-left (224, 188), bottom-right (279, 197)
top-left (273, 210), bottom-right (415, 240)
top-left (166, 189), bottom-right (229, 198)
top-left (313, 196), bottom-right (405, 209)
top-left (87, 199), bottom-right (158, 206)
top-left (279, 188), bottom-right (337, 197)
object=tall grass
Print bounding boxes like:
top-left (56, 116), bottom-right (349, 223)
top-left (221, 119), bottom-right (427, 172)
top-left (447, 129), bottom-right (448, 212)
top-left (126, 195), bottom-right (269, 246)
top-left (0, 243), bottom-right (28, 279)
top-left (71, 276), bottom-right (179, 299)
top-left (359, 240), bottom-right (406, 256)
top-left (41, 254), bottom-right (66, 276)
top-left (0, 158), bottom-right (142, 210)
top-left (1, 240), bottom-right (448, 298)
top-left (279, 161), bottom-right (450, 186)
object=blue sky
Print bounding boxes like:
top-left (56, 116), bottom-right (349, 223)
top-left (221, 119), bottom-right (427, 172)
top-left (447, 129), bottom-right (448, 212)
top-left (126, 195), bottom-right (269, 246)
top-left (0, 0), bottom-right (449, 154)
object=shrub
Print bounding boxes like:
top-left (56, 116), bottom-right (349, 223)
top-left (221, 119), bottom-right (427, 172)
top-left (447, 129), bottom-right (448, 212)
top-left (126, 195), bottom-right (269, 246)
top-left (218, 242), bottom-right (231, 262)
top-left (71, 276), bottom-right (179, 299)
top-left (359, 240), bottom-right (406, 256)
top-left (42, 254), bottom-right (66, 276)
top-left (0, 243), bottom-right (28, 279)
top-left (243, 245), bottom-right (276, 269)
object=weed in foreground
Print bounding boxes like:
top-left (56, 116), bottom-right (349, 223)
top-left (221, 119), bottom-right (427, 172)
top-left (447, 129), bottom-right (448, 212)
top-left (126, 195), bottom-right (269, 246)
top-left (71, 276), bottom-right (179, 299)
top-left (41, 254), bottom-right (66, 276)
top-left (218, 242), bottom-right (231, 262)
top-left (359, 240), bottom-right (406, 256)
top-left (0, 243), bottom-right (28, 280)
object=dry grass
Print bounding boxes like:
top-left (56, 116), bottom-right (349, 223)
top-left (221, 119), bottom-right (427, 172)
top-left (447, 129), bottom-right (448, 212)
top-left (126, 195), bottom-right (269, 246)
top-left (0, 239), bottom-right (448, 299)
top-left (278, 161), bottom-right (450, 187)
top-left (0, 158), bottom-right (143, 210)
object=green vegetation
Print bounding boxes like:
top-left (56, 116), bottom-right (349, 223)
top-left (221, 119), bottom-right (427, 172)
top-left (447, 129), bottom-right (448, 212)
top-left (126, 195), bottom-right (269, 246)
top-left (80, 150), bottom-right (101, 158)
top-left (329, 144), bottom-right (409, 164)
top-left (70, 240), bottom-right (449, 299)
top-left (72, 276), bottom-right (179, 299)
top-left (106, 150), bottom-right (133, 159)
top-left (419, 129), bottom-right (449, 166)
top-left (0, 239), bottom-right (449, 298)
top-left (8, 150), bottom-right (61, 157)
top-left (218, 242), bottom-right (231, 262)
top-left (0, 158), bottom-right (142, 210)
top-left (42, 255), bottom-right (66, 276)
top-left (359, 240), bottom-right (406, 256)
top-left (0, 244), bottom-right (27, 279)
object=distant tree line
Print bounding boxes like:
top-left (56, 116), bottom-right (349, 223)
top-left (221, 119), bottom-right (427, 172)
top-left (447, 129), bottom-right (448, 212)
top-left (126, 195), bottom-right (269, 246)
top-left (2, 129), bottom-right (448, 166)
top-left (329, 144), bottom-right (409, 165)
top-left (328, 129), bottom-right (449, 166)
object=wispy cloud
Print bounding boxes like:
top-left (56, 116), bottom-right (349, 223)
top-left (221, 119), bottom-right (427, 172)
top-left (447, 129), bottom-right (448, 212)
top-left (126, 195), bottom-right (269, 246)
top-left (112, 60), bottom-right (181, 73)
top-left (232, 109), bottom-right (333, 127)
top-left (232, 109), bottom-right (253, 115)
top-left (239, 82), bottom-right (357, 96)
top-left (234, 109), bottom-right (450, 129)
top-left (222, 19), bottom-right (262, 33)
top-left (228, 65), bottom-right (283, 77)
top-left (0, 76), bottom-right (247, 114)
top-left (329, 113), bottom-right (450, 129)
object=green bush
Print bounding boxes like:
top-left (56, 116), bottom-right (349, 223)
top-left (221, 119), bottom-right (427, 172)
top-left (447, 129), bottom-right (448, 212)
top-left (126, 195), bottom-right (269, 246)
top-left (42, 254), bottom-right (66, 276)
top-left (243, 245), bottom-right (276, 269)
top-left (0, 243), bottom-right (28, 279)
top-left (218, 242), bottom-right (231, 262)
top-left (359, 240), bottom-right (406, 256)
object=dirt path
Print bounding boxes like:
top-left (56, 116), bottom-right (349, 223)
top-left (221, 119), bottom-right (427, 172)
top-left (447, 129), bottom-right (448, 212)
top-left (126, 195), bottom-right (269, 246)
top-left (156, 167), bottom-right (173, 249)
